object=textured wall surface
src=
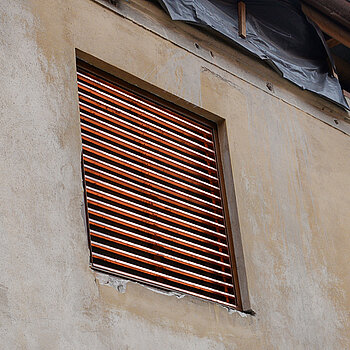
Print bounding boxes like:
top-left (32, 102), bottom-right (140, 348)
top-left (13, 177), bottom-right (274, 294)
top-left (0, 0), bottom-right (349, 349)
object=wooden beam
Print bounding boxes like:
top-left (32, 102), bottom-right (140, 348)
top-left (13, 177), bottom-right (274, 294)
top-left (333, 54), bottom-right (350, 87)
top-left (326, 38), bottom-right (340, 48)
top-left (238, 1), bottom-right (246, 39)
top-left (327, 58), bottom-right (338, 79)
top-left (302, 3), bottom-right (350, 49)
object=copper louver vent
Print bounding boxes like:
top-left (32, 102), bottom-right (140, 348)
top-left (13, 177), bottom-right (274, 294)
top-left (77, 61), bottom-right (237, 308)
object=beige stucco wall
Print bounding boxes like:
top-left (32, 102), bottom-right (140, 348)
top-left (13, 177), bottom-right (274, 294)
top-left (1, 0), bottom-right (350, 349)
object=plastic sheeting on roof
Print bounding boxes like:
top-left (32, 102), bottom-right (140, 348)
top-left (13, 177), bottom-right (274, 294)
top-left (156, 0), bottom-right (349, 109)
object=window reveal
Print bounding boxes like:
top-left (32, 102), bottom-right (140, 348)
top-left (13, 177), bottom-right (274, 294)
top-left (77, 61), bottom-right (238, 308)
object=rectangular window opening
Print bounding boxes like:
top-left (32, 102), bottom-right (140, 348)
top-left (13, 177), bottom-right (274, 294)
top-left (77, 59), bottom-right (240, 309)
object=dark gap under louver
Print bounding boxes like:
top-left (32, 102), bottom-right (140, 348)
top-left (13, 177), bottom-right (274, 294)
top-left (77, 61), bottom-right (237, 308)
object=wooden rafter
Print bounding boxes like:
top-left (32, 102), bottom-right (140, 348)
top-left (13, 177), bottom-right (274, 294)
top-left (302, 3), bottom-right (350, 49)
top-left (326, 38), bottom-right (340, 48)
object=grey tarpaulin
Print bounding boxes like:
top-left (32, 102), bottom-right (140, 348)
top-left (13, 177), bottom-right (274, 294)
top-left (156, 0), bottom-right (349, 109)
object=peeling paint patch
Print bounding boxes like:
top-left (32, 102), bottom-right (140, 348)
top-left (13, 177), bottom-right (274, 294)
top-left (96, 272), bottom-right (129, 293)
top-left (144, 285), bottom-right (185, 299)
top-left (95, 271), bottom-right (186, 298)
top-left (226, 307), bottom-right (249, 318)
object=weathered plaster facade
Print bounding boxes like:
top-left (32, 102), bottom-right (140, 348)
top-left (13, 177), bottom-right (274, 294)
top-left (0, 0), bottom-right (349, 349)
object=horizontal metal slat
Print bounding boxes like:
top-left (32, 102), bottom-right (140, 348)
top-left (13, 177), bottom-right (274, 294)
top-left (78, 71), bottom-right (213, 137)
top-left (85, 165), bottom-right (224, 219)
top-left (78, 81), bottom-right (213, 145)
top-left (91, 241), bottom-right (233, 288)
top-left (92, 252), bottom-right (234, 298)
top-left (78, 92), bottom-right (214, 154)
top-left (82, 133), bottom-right (219, 191)
top-left (82, 145), bottom-right (221, 202)
top-left (86, 186), bottom-right (225, 235)
top-left (80, 104), bottom-right (216, 163)
top-left (85, 175), bottom-right (225, 228)
top-left (89, 226), bottom-right (231, 273)
top-left (86, 198), bottom-right (227, 245)
top-left (88, 210), bottom-right (230, 258)
top-left (81, 122), bottom-right (218, 181)
top-left (83, 155), bottom-right (223, 210)
top-left (81, 112), bottom-right (217, 172)
top-left (90, 220), bottom-right (230, 270)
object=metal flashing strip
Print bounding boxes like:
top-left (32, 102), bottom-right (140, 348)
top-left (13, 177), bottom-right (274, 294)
top-left (78, 62), bottom-right (237, 308)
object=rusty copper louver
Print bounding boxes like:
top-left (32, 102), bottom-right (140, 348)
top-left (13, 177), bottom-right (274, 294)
top-left (77, 61), bottom-right (237, 308)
